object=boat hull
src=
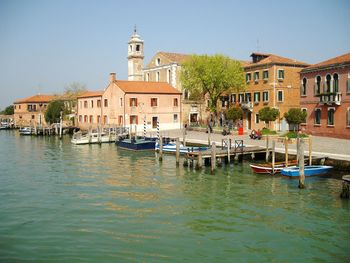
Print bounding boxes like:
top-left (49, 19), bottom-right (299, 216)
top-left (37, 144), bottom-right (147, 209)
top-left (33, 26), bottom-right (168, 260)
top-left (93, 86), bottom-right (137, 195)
top-left (281, 165), bottom-right (333, 177)
top-left (249, 164), bottom-right (283, 174)
top-left (116, 139), bottom-right (156, 151)
top-left (155, 143), bottom-right (208, 154)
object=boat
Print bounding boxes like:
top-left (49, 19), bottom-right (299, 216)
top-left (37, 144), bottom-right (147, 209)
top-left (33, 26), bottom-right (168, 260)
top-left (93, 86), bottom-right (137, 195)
top-left (281, 165), bottom-right (333, 177)
top-left (116, 136), bottom-right (156, 151)
top-left (71, 131), bottom-right (116, 145)
top-left (155, 142), bottom-right (208, 154)
top-left (19, 127), bottom-right (32, 135)
top-left (0, 122), bottom-right (10, 130)
top-left (250, 160), bottom-right (298, 174)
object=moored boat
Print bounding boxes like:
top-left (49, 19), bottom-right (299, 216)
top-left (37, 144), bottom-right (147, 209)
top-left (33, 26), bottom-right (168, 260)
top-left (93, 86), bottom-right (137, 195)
top-left (250, 160), bottom-right (298, 174)
top-left (116, 137), bottom-right (156, 151)
top-left (281, 165), bottom-right (333, 177)
top-left (19, 127), bottom-right (32, 135)
top-left (71, 131), bottom-right (116, 145)
top-left (155, 142), bottom-right (208, 154)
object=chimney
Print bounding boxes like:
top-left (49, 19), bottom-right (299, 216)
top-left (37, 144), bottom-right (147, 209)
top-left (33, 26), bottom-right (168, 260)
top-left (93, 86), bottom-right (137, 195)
top-left (109, 72), bottom-right (116, 83)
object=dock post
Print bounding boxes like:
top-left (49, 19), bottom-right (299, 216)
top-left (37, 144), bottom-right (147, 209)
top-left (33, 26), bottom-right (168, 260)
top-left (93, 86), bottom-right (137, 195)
top-left (159, 136), bottom-right (163, 161)
top-left (298, 138), bottom-right (305, 189)
top-left (309, 135), bottom-right (312, 166)
top-left (176, 138), bottom-right (180, 166)
top-left (272, 140), bottom-right (276, 174)
top-left (227, 139), bottom-right (231, 164)
top-left (340, 176), bottom-right (350, 198)
top-left (211, 142), bottom-right (216, 174)
top-left (59, 111), bottom-right (63, 139)
top-left (285, 136), bottom-right (289, 167)
top-left (265, 135), bottom-right (269, 162)
top-left (196, 152), bottom-right (203, 170)
top-left (183, 127), bottom-right (186, 147)
top-left (208, 129), bottom-right (211, 146)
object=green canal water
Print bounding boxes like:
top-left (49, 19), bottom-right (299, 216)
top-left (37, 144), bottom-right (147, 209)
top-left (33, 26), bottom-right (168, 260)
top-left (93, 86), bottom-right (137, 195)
top-left (0, 131), bottom-right (349, 262)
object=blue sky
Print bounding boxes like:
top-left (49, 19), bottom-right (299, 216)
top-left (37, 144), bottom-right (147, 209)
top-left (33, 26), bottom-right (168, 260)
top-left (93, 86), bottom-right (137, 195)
top-left (0, 0), bottom-right (349, 109)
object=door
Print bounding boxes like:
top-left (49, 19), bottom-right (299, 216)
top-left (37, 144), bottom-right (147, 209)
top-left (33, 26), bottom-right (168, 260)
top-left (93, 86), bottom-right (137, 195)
top-left (247, 112), bottom-right (252, 130)
top-left (152, 117), bottom-right (158, 129)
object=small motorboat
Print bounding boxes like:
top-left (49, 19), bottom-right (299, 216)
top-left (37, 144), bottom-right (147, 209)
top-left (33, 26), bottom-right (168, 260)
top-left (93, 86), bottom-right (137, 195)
top-left (19, 127), bottom-right (32, 135)
top-left (250, 160), bottom-right (298, 174)
top-left (71, 131), bottom-right (116, 145)
top-left (155, 142), bottom-right (208, 154)
top-left (116, 137), bottom-right (156, 151)
top-left (281, 165), bottom-right (333, 177)
top-left (0, 122), bottom-right (10, 130)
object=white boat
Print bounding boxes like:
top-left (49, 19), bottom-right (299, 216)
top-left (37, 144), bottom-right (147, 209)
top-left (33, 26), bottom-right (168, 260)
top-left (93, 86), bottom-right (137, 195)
top-left (19, 127), bottom-right (32, 135)
top-left (0, 122), bottom-right (10, 130)
top-left (155, 142), bottom-right (208, 154)
top-left (71, 131), bottom-right (116, 145)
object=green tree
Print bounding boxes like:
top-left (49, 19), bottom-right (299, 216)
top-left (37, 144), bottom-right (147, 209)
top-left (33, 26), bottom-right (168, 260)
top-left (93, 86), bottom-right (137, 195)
top-left (181, 54), bottom-right (245, 114)
top-left (258, 107), bottom-right (280, 128)
top-left (226, 107), bottom-right (243, 124)
top-left (45, 100), bottom-right (65, 124)
top-left (1, 105), bottom-right (14, 115)
top-left (284, 108), bottom-right (307, 131)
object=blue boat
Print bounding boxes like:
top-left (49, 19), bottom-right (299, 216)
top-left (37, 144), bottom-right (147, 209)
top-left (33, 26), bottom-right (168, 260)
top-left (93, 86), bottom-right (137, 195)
top-left (116, 137), bottom-right (156, 151)
top-left (281, 165), bottom-right (333, 177)
top-left (155, 142), bottom-right (208, 154)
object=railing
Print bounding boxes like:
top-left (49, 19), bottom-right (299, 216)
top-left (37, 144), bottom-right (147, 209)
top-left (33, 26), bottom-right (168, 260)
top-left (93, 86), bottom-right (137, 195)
top-left (241, 101), bottom-right (253, 111)
top-left (319, 92), bottom-right (342, 106)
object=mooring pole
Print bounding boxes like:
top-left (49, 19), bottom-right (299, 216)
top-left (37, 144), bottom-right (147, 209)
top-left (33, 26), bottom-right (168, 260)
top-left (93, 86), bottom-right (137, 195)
top-left (176, 138), bottom-right (180, 166)
top-left (211, 142), bottom-right (216, 174)
top-left (309, 135), bottom-right (312, 166)
top-left (196, 151), bottom-right (203, 170)
top-left (183, 127), bottom-right (186, 147)
top-left (298, 138), bottom-right (305, 189)
top-left (227, 138), bottom-right (231, 164)
top-left (265, 135), bottom-right (269, 162)
top-left (272, 140), bottom-right (276, 174)
top-left (285, 136), bottom-right (289, 167)
top-left (159, 135), bottom-right (163, 161)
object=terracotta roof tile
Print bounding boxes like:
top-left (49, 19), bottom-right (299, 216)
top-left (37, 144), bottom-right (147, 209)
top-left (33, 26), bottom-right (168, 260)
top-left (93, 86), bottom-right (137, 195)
top-left (14, 94), bottom-right (56, 104)
top-left (77, 91), bottom-right (104, 98)
top-left (115, 80), bottom-right (182, 94)
top-left (244, 53), bottom-right (309, 68)
top-left (303, 52), bottom-right (350, 71)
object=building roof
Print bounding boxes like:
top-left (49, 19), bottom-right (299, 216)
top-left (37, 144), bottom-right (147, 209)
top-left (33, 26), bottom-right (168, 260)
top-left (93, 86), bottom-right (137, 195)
top-left (77, 91), bottom-right (104, 98)
top-left (115, 80), bottom-right (182, 94)
top-left (14, 94), bottom-right (56, 104)
top-left (157, 52), bottom-right (191, 64)
top-left (244, 52), bottom-right (309, 69)
top-left (302, 52), bottom-right (350, 71)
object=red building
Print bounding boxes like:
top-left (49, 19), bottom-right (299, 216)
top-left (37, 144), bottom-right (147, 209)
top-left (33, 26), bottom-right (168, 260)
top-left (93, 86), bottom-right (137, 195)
top-left (300, 52), bottom-right (350, 139)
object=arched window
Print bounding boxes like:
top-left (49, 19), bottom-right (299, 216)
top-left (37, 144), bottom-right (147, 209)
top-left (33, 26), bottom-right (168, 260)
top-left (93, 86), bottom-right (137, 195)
top-left (156, 71), bottom-right (160, 82)
top-left (315, 76), bottom-right (321, 95)
top-left (301, 78), bottom-right (307, 96)
top-left (167, 69), bottom-right (171, 84)
top-left (325, 74), bottom-right (331, 93)
top-left (333, 73), bottom-right (339, 93)
top-left (327, 108), bottom-right (335, 126)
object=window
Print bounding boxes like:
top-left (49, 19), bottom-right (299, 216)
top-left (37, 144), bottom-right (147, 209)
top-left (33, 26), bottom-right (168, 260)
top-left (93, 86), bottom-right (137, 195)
top-left (173, 114), bottom-right (178, 123)
top-left (84, 101), bottom-right (88, 108)
top-left (263, 70), bottom-right (269, 80)
top-left (146, 73), bottom-right (150, 81)
top-left (278, 69), bottom-right (284, 80)
top-left (118, 116), bottom-right (123, 125)
top-left (327, 108), bottom-right (335, 126)
top-left (333, 73), bottom-right (339, 92)
top-left (19, 105), bottom-right (21, 110)
top-left (97, 99), bottom-right (101, 108)
top-left (31, 115), bottom-right (35, 119)
top-left (347, 73), bottom-right (350, 93)
top-left (255, 113), bottom-right (260, 124)
top-left (184, 90), bottom-right (189, 100)
top-left (301, 78), bottom-right (307, 96)
top-left (103, 115), bottom-right (108, 124)
top-left (347, 108), bottom-right (350, 127)
top-left (245, 93), bottom-right (251, 102)
top-left (246, 73), bottom-right (251, 83)
top-left (79, 115), bottom-right (82, 123)
top-left (231, 94), bottom-right (237, 103)
top-left (173, 98), bottom-right (178, 107)
top-left (91, 100), bottom-right (94, 108)
top-left (129, 45), bottom-right (132, 52)
top-left (156, 71), bottom-right (160, 82)
top-left (97, 115), bottom-right (101, 123)
top-left (167, 69), bottom-right (171, 84)
top-left (104, 99), bottom-right (108, 107)
top-left (130, 98), bottom-right (137, 107)
top-left (277, 90), bottom-right (284, 102)
top-left (152, 117), bottom-right (158, 128)
top-left (136, 44), bottom-right (140, 52)
top-left (238, 94), bottom-right (244, 103)
top-left (130, 115), bottom-right (138, 125)
top-left (84, 115), bottom-right (88, 123)
top-left (254, 71), bottom-right (259, 82)
top-left (263, 91), bottom-right (269, 102)
top-left (151, 98), bottom-right (158, 107)
top-left (119, 98), bottom-right (123, 107)
top-left (315, 76), bottom-right (321, 95)
top-left (314, 108), bottom-right (321, 125)
top-left (156, 58), bottom-right (161, 66)
top-left (89, 115), bottom-right (93, 123)
top-left (301, 108), bottom-right (307, 124)
top-left (325, 74), bottom-right (331, 92)
top-left (254, 92), bottom-right (260, 103)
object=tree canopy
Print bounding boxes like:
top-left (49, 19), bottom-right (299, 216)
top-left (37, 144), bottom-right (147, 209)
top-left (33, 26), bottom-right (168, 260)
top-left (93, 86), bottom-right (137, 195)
top-left (181, 54), bottom-right (245, 113)
top-left (0, 105), bottom-right (14, 115)
top-left (45, 100), bottom-right (65, 124)
top-left (284, 108), bottom-right (307, 130)
top-left (225, 107), bottom-right (243, 123)
top-left (258, 107), bottom-right (280, 127)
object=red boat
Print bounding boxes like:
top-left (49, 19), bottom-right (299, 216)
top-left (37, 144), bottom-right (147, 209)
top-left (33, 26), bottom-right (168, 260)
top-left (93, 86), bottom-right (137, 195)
top-left (250, 160), bottom-right (298, 174)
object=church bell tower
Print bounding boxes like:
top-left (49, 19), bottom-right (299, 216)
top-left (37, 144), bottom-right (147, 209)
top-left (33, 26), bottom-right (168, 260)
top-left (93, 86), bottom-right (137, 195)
top-left (128, 26), bottom-right (144, 81)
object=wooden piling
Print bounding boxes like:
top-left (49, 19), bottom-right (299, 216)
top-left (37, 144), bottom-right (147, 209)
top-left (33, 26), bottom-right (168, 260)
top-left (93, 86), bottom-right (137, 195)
top-left (176, 138), bottom-right (180, 166)
top-left (272, 140), bottom-right (276, 174)
top-left (227, 139), bottom-right (231, 163)
top-left (196, 151), bottom-right (203, 170)
top-left (183, 128), bottom-right (186, 147)
top-left (159, 136), bottom-right (163, 161)
top-left (298, 138), bottom-right (305, 189)
top-left (309, 135), bottom-right (312, 166)
top-left (265, 135), bottom-right (269, 162)
top-left (340, 175), bottom-right (350, 199)
top-left (211, 142), bottom-right (216, 174)
top-left (208, 129), bottom-right (211, 146)
top-left (285, 136), bottom-right (289, 167)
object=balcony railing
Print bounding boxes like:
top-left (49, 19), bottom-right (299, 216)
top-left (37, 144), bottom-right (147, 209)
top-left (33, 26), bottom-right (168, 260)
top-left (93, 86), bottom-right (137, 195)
top-left (319, 92), bottom-right (342, 106)
top-left (241, 101), bottom-right (253, 111)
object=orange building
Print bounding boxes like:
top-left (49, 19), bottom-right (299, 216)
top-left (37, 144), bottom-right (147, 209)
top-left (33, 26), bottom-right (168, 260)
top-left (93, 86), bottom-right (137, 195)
top-left (77, 73), bottom-right (182, 132)
top-left (13, 94), bottom-right (55, 127)
top-left (227, 53), bottom-right (309, 131)
top-left (300, 52), bottom-right (350, 139)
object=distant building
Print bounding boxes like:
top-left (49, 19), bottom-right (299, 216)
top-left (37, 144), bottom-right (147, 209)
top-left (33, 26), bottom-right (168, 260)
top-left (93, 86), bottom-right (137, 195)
top-left (77, 73), bottom-right (182, 131)
top-left (13, 94), bottom-right (55, 127)
top-left (227, 53), bottom-right (309, 131)
top-left (300, 52), bottom-right (350, 139)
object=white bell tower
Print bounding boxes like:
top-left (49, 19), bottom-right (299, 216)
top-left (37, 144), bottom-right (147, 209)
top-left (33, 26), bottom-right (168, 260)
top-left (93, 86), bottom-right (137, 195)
top-left (127, 26), bottom-right (144, 81)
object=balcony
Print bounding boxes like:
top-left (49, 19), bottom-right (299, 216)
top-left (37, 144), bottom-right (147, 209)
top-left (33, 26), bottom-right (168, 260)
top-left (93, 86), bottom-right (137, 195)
top-left (241, 101), bottom-right (253, 111)
top-left (318, 92), bottom-right (342, 106)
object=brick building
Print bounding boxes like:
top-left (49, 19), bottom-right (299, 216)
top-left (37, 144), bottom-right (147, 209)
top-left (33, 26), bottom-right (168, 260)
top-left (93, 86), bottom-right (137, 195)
top-left (300, 52), bottom-right (350, 139)
top-left (227, 53), bottom-right (309, 131)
